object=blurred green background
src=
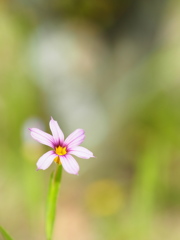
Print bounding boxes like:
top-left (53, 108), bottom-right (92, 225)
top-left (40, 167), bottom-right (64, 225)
top-left (1, 0), bottom-right (180, 239)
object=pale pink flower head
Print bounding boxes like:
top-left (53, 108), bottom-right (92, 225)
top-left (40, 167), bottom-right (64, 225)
top-left (29, 117), bottom-right (94, 175)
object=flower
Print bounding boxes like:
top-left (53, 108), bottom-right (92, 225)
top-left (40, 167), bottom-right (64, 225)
top-left (29, 117), bottom-right (94, 175)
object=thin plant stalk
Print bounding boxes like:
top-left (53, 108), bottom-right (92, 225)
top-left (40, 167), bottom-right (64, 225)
top-left (46, 165), bottom-right (62, 240)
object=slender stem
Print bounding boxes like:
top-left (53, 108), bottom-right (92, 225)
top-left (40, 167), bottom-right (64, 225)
top-left (46, 164), bottom-right (62, 240)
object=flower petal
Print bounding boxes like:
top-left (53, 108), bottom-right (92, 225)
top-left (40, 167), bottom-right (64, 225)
top-left (60, 154), bottom-right (79, 175)
top-left (29, 128), bottom-right (54, 148)
top-left (36, 151), bottom-right (57, 170)
top-left (64, 129), bottom-right (85, 149)
top-left (49, 117), bottom-right (64, 146)
top-left (69, 146), bottom-right (94, 159)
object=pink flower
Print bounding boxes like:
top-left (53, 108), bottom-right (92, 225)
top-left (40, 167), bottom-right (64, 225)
top-left (29, 117), bottom-right (94, 175)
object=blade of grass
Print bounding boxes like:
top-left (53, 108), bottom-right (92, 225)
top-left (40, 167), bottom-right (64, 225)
top-left (0, 226), bottom-right (14, 240)
top-left (46, 165), bottom-right (62, 240)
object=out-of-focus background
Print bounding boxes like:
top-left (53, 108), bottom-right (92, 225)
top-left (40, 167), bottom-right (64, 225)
top-left (1, 0), bottom-right (180, 239)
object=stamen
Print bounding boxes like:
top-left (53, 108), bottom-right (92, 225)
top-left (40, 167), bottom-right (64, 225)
top-left (55, 146), bottom-right (67, 155)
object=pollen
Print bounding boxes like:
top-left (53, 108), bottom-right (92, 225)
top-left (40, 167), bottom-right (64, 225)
top-left (55, 146), bottom-right (67, 156)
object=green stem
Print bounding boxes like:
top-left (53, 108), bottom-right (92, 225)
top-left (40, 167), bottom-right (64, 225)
top-left (46, 165), bottom-right (62, 240)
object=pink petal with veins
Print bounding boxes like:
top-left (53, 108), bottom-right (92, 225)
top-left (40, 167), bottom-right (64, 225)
top-left (69, 146), bottom-right (94, 159)
top-left (49, 117), bottom-right (64, 146)
top-left (60, 154), bottom-right (79, 175)
top-left (36, 150), bottom-right (57, 170)
top-left (29, 128), bottom-right (55, 148)
top-left (64, 129), bottom-right (85, 149)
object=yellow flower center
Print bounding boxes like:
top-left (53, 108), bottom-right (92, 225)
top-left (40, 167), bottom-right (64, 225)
top-left (55, 146), bottom-right (67, 155)
top-left (54, 146), bottom-right (67, 165)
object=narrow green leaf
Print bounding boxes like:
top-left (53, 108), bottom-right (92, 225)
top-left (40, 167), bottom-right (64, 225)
top-left (0, 226), bottom-right (14, 240)
top-left (46, 165), bottom-right (62, 240)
